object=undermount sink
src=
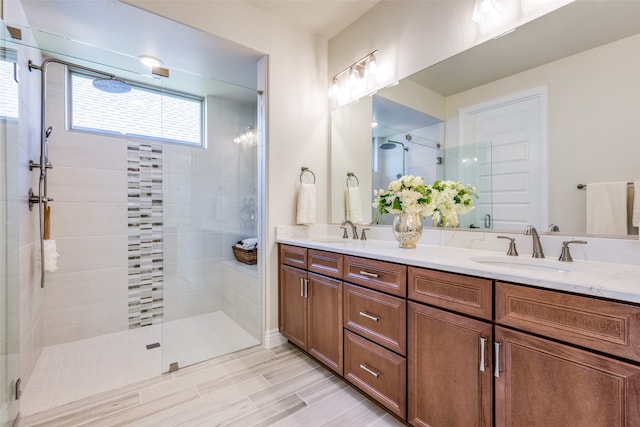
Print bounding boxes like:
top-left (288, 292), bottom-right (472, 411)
top-left (470, 256), bottom-right (577, 273)
top-left (311, 237), bottom-right (349, 244)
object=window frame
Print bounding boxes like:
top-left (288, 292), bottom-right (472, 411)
top-left (68, 70), bottom-right (206, 147)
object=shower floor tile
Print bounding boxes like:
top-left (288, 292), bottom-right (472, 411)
top-left (20, 311), bottom-right (259, 416)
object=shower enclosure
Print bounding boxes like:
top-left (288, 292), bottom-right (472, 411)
top-left (2, 6), bottom-right (264, 420)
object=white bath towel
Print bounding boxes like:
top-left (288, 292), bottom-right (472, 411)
top-left (633, 181), bottom-right (640, 227)
top-left (296, 182), bottom-right (316, 225)
top-left (345, 185), bottom-right (363, 223)
top-left (586, 181), bottom-right (628, 235)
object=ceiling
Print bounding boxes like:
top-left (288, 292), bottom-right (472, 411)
top-left (12, 0), bottom-right (378, 97)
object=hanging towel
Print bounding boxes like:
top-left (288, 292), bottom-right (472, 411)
top-left (586, 181), bottom-right (628, 234)
top-left (345, 185), bottom-right (363, 223)
top-left (296, 182), bottom-right (316, 225)
top-left (633, 181), bottom-right (640, 227)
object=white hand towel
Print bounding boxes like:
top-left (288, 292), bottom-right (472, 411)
top-left (36, 240), bottom-right (60, 272)
top-left (345, 186), bottom-right (363, 223)
top-left (633, 181), bottom-right (640, 227)
top-left (586, 181), bottom-right (628, 235)
top-left (296, 182), bottom-right (316, 225)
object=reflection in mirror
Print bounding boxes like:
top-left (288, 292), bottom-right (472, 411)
top-left (371, 96), bottom-right (443, 225)
top-left (330, 0), bottom-right (640, 237)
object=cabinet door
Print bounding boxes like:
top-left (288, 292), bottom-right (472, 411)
top-left (308, 272), bottom-right (343, 374)
top-left (495, 326), bottom-right (640, 427)
top-left (279, 264), bottom-right (308, 349)
top-left (408, 302), bottom-right (493, 427)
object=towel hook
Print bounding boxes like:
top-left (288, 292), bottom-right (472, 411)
top-left (346, 172), bottom-right (360, 188)
top-left (300, 167), bottom-right (316, 184)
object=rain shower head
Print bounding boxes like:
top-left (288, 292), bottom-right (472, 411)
top-left (379, 142), bottom-right (397, 150)
top-left (379, 141), bottom-right (408, 151)
top-left (45, 125), bottom-right (54, 138)
top-left (92, 77), bottom-right (131, 94)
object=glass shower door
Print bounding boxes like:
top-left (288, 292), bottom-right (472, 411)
top-left (1, 22), bottom-right (20, 426)
top-left (160, 76), bottom-right (262, 373)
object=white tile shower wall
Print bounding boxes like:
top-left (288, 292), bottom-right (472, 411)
top-left (42, 64), bottom-right (129, 346)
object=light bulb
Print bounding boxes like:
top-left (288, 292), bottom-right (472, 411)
top-left (349, 67), bottom-right (360, 86)
top-left (365, 55), bottom-right (377, 77)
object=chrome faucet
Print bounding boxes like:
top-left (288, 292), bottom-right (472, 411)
top-left (341, 220), bottom-right (359, 239)
top-left (524, 225), bottom-right (545, 258)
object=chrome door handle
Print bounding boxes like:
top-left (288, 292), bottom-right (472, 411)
top-left (359, 311), bottom-right (380, 322)
top-left (479, 337), bottom-right (487, 372)
top-left (300, 278), bottom-right (304, 297)
top-left (304, 279), bottom-right (308, 297)
top-left (494, 342), bottom-right (501, 377)
top-left (359, 270), bottom-right (379, 278)
top-left (359, 364), bottom-right (380, 378)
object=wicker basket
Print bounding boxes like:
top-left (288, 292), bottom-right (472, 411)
top-left (232, 246), bottom-right (257, 265)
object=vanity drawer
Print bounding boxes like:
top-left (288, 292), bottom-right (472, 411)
top-left (408, 267), bottom-right (492, 321)
top-left (344, 256), bottom-right (407, 297)
top-left (308, 249), bottom-right (343, 280)
top-left (344, 284), bottom-right (406, 355)
top-left (496, 282), bottom-right (640, 363)
top-left (279, 244), bottom-right (307, 269)
top-left (344, 330), bottom-right (407, 420)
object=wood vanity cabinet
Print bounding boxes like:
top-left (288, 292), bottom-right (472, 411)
top-left (278, 245), bottom-right (344, 374)
top-left (279, 243), bottom-right (640, 426)
top-left (494, 281), bottom-right (640, 426)
top-left (407, 267), bottom-right (493, 427)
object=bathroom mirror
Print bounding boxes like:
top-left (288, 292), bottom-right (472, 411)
top-left (330, 0), bottom-right (640, 236)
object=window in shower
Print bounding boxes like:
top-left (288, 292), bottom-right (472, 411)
top-left (0, 60), bottom-right (18, 119)
top-left (69, 71), bottom-right (204, 146)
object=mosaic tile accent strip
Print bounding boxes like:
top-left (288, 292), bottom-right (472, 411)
top-left (127, 142), bottom-right (164, 329)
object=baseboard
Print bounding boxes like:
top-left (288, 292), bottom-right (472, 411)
top-left (263, 328), bottom-right (287, 349)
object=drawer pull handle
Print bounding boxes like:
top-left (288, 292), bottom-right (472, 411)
top-left (359, 270), bottom-right (379, 278)
top-left (359, 364), bottom-right (380, 378)
top-left (359, 311), bottom-right (380, 322)
top-left (494, 342), bottom-right (501, 378)
top-left (479, 337), bottom-right (486, 372)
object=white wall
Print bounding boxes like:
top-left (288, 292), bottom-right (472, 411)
top-left (123, 0), bottom-right (329, 338)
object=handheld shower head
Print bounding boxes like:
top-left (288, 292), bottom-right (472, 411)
top-left (45, 125), bottom-right (54, 138)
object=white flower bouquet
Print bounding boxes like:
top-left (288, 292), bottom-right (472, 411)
top-left (374, 176), bottom-right (478, 225)
top-left (373, 175), bottom-right (432, 217)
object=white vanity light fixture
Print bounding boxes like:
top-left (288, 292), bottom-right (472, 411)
top-left (472, 0), bottom-right (502, 23)
top-left (328, 50), bottom-right (378, 100)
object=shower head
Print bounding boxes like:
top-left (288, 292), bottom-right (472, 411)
top-left (379, 142), bottom-right (397, 150)
top-left (92, 77), bottom-right (131, 94)
top-left (45, 125), bottom-right (54, 138)
top-left (379, 140), bottom-right (408, 151)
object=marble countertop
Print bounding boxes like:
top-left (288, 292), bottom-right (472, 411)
top-left (276, 234), bottom-right (640, 304)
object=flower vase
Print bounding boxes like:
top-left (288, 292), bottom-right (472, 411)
top-left (433, 211), bottom-right (459, 228)
top-left (392, 212), bottom-right (423, 248)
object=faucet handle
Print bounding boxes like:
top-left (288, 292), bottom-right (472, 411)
top-left (360, 228), bottom-right (370, 240)
top-left (497, 236), bottom-right (518, 256)
top-left (340, 226), bottom-right (348, 239)
top-left (558, 240), bottom-right (587, 262)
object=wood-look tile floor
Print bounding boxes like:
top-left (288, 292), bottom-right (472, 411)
top-left (17, 343), bottom-right (406, 427)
